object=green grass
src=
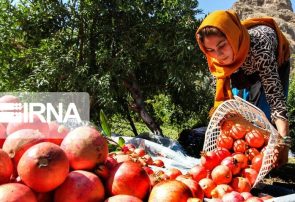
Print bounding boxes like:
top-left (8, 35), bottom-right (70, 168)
top-left (110, 115), bottom-right (180, 139)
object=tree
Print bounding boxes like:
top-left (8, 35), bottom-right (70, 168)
top-left (0, 0), bottom-right (212, 136)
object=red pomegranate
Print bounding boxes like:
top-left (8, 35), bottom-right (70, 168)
top-left (189, 165), bottom-right (208, 182)
top-left (0, 123), bottom-right (6, 148)
top-left (222, 191), bottom-right (245, 202)
top-left (0, 183), bottom-right (37, 202)
top-left (46, 121), bottom-right (69, 145)
top-left (106, 161), bottom-right (151, 200)
top-left (148, 180), bottom-right (193, 202)
top-left (166, 167), bottom-right (182, 180)
top-left (0, 149), bottom-right (13, 185)
top-left (17, 142), bottom-right (69, 192)
top-left (54, 170), bottom-right (105, 202)
top-left (2, 129), bottom-right (45, 166)
top-left (0, 95), bottom-right (22, 127)
top-left (176, 175), bottom-right (204, 199)
top-left (0, 95), bottom-right (20, 104)
top-left (198, 178), bottom-right (216, 198)
top-left (60, 126), bottom-right (108, 170)
top-left (6, 113), bottom-right (49, 136)
top-left (105, 195), bottom-right (143, 202)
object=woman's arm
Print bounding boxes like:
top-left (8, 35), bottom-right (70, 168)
top-left (275, 118), bottom-right (289, 138)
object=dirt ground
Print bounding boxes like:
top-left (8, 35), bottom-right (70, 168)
top-left (258, 157), bottom-right (295, 196)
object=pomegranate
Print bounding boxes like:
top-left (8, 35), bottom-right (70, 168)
top-left (176, 175), bottom-right (204, 199)
top-left (241, 168), bottom-right (258, 185)
top-left (60, 126), bottom-right (108, 170)
top-left (0, 149), bottom-right (13, 185)
top-left (187, 198), bottom-right (202, 202)
top-left (133, 148), bottom-right (146, 157)
top-left (233, 139), bottom-right (248, 153)
top-left (245, 129), bottom-right (265, 149)
top-left (245, 196), bottom-right (264, 202)
top-left (0, 183), bottom-right (37, 202)
top-left (17, 142), bottom-right (69, 192)
top-left (106, 161), bottom-right (151, 200)
top-left (6, 113), bottom-right (49, 136)
top-left (211, 165), bottom-right (232, 185)
top-left (251, 154), bottom-right (263, 172)
top-left (200, 151), bottom-right (219, 171)
top-left (166, 167), bottom-right (182, 180)
top-left (214, 148), bottom-right (231, 162)
top-left (2, 129), bottom-right (45, 166)
top-left (222, 191), bottom-right (245, 202)
top-left (54, 170), bottom-right (105, 202)
top-left (112, 153), bottom-right (132, 163)
top-left (230, 177), bottom-right (251, 193)
top-left (232, 153), bottom-right (248, 169)
top-left (189, 165), bottom-right (208, 182)
top-left (0, 123), bottom-right (6, 148)
top-left (240, 192), bottom-right (253, 200)
top-left (148, 180), bottom-right (192, 202)
top-left (153, 159), bottom-right (164, 167)
top-left (211, 184), bottom-right (233, 199)
top-left (245, 148), bottom-right (260, 161)
top-left (221, 156), bottom-right (241, 175)
top-left (230, 123), bottom-right (248, 139)
top-left (105, 195), bottom-right (143, 202)
top-left (0, 95), bottom-right (20, 104)
top-left (217, 134), bottom-right (233, 150)
top-left (47, 121), bottom-right (69, 145)
top-left (198, 178), bottom-right (216, 198)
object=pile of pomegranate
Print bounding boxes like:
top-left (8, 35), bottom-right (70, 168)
top-left (0, 95), bottom-right (273, 202)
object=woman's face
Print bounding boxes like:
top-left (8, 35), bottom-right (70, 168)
top-left (203, 35), bottom-right (234, 65)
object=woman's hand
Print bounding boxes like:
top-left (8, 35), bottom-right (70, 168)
top-left (273, 118), bottom-right (290, 167)
top-left (273, 144), bottom-right (289, 168)
top-left (274, 118), bottom-right (289, 138)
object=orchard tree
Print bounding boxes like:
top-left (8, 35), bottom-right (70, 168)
top-left (0, 0), bottom-right (212, 136)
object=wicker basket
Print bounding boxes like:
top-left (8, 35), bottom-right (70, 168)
top-left (203, 96), bottom-right (280, 187)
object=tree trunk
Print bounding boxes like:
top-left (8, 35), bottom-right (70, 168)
top-left (122, 100), bottom-right (138, 136)
top-left (123, 77), bottom-right (163, 136)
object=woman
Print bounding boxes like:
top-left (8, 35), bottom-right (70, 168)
top-left (196, 10), bottom-right (291, 167)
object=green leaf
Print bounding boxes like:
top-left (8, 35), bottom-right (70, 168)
top-left (100, 110), bottom-right (111, 137)
top-left (118, 137), bottom-right (125, 147)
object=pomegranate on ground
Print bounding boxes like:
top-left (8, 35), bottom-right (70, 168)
top-left (54, 170), bottom-right (105, 202)
top-left (17, 142), bottom-right (69, 192)
top-left (60, 126), bottom-right (108, 170)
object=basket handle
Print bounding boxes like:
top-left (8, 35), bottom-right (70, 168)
top-left (233, 95), bottom-right (265, 115)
